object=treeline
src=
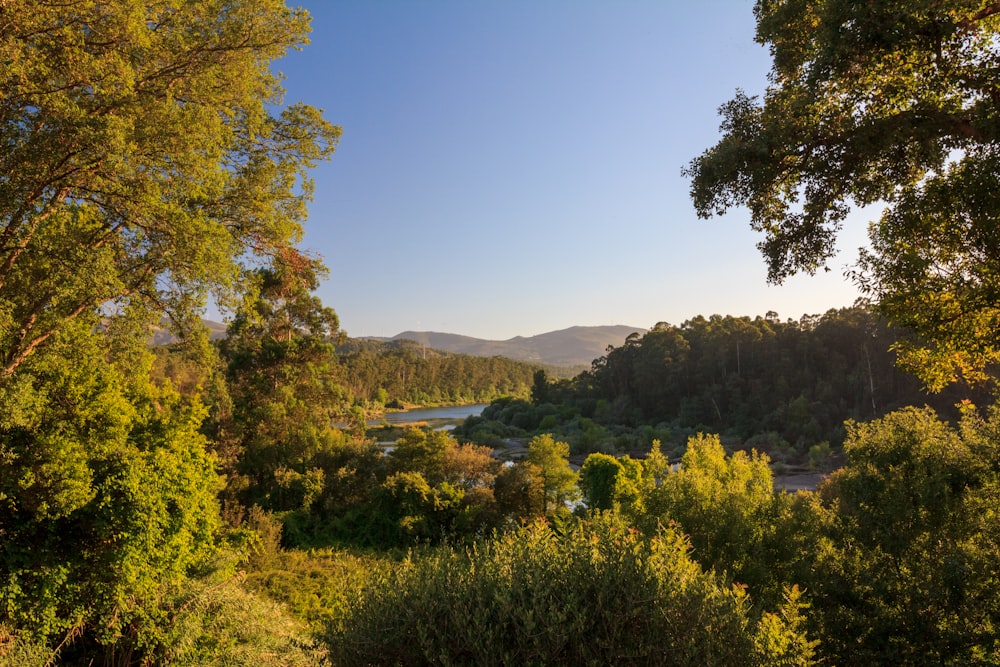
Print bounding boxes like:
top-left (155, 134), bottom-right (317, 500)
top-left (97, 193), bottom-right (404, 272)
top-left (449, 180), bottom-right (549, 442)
top-left (460, 306), bottom-right (990, 462)
top-left (334, 338), bottom-right (535, 406)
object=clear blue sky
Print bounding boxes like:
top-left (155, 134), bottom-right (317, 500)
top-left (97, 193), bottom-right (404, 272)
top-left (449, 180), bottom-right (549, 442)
top-left (274, 0), bottom-right (869, 340)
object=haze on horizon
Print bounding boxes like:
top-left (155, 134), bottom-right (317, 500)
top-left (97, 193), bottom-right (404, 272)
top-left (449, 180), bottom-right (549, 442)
top-left (273, 1), bottom-right (871, 341)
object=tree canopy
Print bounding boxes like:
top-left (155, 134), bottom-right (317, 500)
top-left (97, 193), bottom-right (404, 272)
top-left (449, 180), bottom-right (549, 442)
top-left (0, 0), bottom-right (339, 376)
top-left (0, 2), bottom-right (340, 660)
top-left (686, 1), bottom-right (1000, 388)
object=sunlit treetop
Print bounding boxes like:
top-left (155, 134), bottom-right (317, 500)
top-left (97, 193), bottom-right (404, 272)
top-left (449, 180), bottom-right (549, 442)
top-left (0, 0), bottom-right (340, 377)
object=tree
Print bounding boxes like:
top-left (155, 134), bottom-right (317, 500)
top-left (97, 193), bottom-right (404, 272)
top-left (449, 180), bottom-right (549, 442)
top-left (217, 259), bottom-right (355, 513)
top-left (493, 460), bottom-right (546, 521)
top-left (0, 317), bottom-right (222, 653)
top-left (0, 0), bottom-right (339, 377)
top-left (530, 368), bottom-right (550, 405)
top-left (641, 434), bottom-right (779, 586)
top-left (800, 405), bottom-right (1000, 664)
top-left (686, 1), bottom-right (1000, 388)
top-left (0, 2), bottom-right (341, 658)
top-left (579, 453), bottom-right (623, 511)
top-left (227, 249), bottom-right (341, 345)
top-left (526, 434), bottom-right (580, 513)
top-left (579, 452), bottom-right (643, 513)
top-left (391, 428), bottom-right (452, 484)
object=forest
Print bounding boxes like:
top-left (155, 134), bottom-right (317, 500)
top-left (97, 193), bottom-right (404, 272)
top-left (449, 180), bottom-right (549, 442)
top-left (333, 338), bottom-right (537, 407)
top-left (458, 306), bottom-right (991, 465)
top-left (2, 1), bottom-right (1000, 665)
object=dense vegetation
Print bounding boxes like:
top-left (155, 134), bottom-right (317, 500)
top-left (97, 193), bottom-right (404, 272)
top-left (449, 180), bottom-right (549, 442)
top-left (459, 305), bottom-right (990, 464)
top-left (688, 0), bottom-right (1000, 389)
top-left (335, 338), bottom-right (536, 406)
top-left (8, 289), bottom-right (998, 665)
top-left (3, 1), bottom-right (1000, 665)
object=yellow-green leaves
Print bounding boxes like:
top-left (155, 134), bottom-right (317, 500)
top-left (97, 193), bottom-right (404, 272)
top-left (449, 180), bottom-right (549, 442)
top-left (327, 518), bottom-right (818, 665)
top-left (0, 0), bottom-right (340, 375)
top-left (806, 404), bottom-right (1000, 663)
top-left (527, 433), bottom-right (580, 512)
top-left (0, 317), bottom-right (221, 647)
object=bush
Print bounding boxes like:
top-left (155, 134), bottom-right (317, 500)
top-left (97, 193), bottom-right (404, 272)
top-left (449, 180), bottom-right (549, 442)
top-left (326, 517), bottom-right (817, 665)
top-left (0, 625), bottom-right (50, 667)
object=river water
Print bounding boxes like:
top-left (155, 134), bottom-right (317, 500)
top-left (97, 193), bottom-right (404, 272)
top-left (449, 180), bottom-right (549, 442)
top-left (373, 403), bottom-right (488, 428)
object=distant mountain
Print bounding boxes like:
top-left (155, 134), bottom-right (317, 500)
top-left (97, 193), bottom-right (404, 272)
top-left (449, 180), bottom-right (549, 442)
top-left (149, 320), bottom-right (646, 372)
top-left (387, 325), bottom-right (646, 370)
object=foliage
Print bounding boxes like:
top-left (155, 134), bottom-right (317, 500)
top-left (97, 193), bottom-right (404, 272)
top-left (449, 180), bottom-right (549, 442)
top-left (687, 0), bottom-right (1000, 387)
top-left (579, 452), bottom-right (624, 511)
top-left (597, 432), bottom-right (805, 608)
top-left (859, 150), bottom-right (1000, 388)
top-left (336, 338), bottom-right (536, 406)
top-left (0, 317), bottom-right (222, 657)
top-left (246, 549), bottom-right (382, 638)
top-left (799, 405), bottom-right (1000, 664)
top-left (274, 427), bottom-right (506, 550)
top-left (0, 0), bottom-right (339, 376)
top-left (0, 625), bottom-right (49, 667)
top-left (641, 434), bottom-right (776, 578)
top-left (0, 1), bottom-right (339, 655)
top-left (366, 430), bottom-right (500, 546)
top-left (568, 407), bottom-right (1000, 664)
top-left (462, 306), bottom-right (986, 457)
top-left (579, 452), bottom-right (643, 512)
top-left (214, 251), bottom-right (356, 512)
top-left (148, 559), bottom-right (329, 667)
top-left (493, 460), bottom-right (547, 523)
top-left (326, 517), bottom-right (817, 666)
top-left (527, 433), bottom-right (580, 513)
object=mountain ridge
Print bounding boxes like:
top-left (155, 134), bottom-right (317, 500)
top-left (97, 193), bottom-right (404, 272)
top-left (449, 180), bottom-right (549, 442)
top-left (382, 325), bottom-right (647, 370)
top-left (152, 320), bottom-right (647, 372)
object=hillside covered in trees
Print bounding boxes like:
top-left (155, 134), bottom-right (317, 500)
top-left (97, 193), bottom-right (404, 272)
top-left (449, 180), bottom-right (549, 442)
top-left (459, 305), bottom-right (991, 464)
top-left (376, 324), bottom-right (646, 371)
top-left (334, 337), bottom-right (537, 406)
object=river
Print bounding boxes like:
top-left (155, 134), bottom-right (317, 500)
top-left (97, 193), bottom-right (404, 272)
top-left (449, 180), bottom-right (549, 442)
top-left (372, 403), bottom-right (488, 429)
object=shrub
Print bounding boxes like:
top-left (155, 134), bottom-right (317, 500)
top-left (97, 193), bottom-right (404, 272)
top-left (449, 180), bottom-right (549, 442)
top-left (326, 517), bottom-right (817, 665)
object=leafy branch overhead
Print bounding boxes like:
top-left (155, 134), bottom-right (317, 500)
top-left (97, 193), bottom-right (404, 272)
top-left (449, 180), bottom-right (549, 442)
top-left (687, 0), bottom-right (1000, 388)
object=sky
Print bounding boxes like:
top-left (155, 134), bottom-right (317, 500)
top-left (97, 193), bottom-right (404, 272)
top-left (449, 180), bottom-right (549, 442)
top-left (272, 0), bottom-right (872, 341)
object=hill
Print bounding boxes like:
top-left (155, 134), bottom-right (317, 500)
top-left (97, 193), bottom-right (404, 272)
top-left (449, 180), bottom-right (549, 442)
top-left (387, 325), bottom-right (646, 370)
top-left (150, 321), bottom-right (645, 372)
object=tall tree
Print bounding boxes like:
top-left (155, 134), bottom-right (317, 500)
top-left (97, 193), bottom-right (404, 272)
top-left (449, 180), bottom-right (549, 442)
top-left (0, 0), bottom-right (339, 376)
top-left (527, 434), bottom-right (580, 513)
top-left (217, 250), bottom-right (350, 511)
top-left (0, 2), bottom-right (337, 655)
top-left (686, 1), bottom-right (1000, 388)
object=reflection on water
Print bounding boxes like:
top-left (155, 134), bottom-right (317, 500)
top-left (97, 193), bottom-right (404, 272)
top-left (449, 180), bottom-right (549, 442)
top-left (371, 404), bottom-right (488, 448)
top-left (340, 405), bottom-right (488, 432)
top-left (375, 404), bottom-right (487, 426)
